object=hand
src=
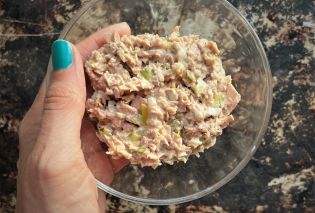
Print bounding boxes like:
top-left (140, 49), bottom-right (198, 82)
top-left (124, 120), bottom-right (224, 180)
top-left (16, 23), bottom-right (131, 213)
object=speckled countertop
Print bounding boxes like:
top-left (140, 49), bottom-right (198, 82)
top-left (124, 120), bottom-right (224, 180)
top-left (0, 0), bottom-right (314, 212)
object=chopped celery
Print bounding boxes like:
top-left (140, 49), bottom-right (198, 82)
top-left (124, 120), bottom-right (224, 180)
top-left (140, 70), bottom-right (153, 80)
top-left (131, 131), bottom-right (141, 141)
top-left (164, 41), bottom-right (173, 49)
top-left (99, 127), bottom-right (112, 136)
top-left (86, 60), bottom-right (95, 65)
top-left (137, 147), bottom-right (147, 153)
top-left (214, 93), bottom-right (223, 107)
top-left (141, 104), bottom-right (148, 125)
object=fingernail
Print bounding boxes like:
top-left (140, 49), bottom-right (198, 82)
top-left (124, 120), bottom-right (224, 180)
top-left (52, 40), bottom-right (73, 72)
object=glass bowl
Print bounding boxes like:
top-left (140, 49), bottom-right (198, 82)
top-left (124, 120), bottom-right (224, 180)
top-left (51, 0), bottom-right (272, 205)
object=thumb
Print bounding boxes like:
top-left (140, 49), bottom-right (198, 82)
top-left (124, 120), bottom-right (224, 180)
top-left (37, 40), bottom-right (86, 150)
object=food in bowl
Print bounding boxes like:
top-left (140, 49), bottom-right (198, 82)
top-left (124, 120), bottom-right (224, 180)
top-left (85, 27), bottom-right (241, 169)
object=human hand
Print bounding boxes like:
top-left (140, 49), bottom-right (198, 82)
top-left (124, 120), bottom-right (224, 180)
top-left (16, 23), bottom-right (131, 213)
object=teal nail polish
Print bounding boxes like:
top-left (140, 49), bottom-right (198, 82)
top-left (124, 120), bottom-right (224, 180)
top-left (52, 40), bottom-right (73, 71)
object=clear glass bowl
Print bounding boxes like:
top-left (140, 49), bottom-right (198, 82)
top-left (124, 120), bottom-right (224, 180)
top-left (51, 0), bottom-right (272, 205)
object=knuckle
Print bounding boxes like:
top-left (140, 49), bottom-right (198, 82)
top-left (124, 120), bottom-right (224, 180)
top-left (29, 148), bottom-right (86, 181)
top-left (29, 152), bottom-right (57, 180)
top-left (44, 82), bottom-right (85, 112)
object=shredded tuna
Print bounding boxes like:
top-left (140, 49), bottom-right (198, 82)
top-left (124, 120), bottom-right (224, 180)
top-left (85, 26), bottom-right (241, 169)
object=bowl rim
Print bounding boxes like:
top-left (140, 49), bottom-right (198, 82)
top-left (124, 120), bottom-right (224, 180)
top-left (56, 0), bottom-right (273, 205)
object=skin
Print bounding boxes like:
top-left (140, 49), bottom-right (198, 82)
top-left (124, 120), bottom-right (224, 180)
top-left (16, 23), bottom-right (131, 213)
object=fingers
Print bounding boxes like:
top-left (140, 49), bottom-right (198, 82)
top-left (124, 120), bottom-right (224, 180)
top-left (76, 22), bottom-right (131, 61)
top-left (23, 22), bottom-right (132, 182)
top-left (81, 117), bottom-right (129, 181)
top-left (22, 22), bottom-right (131, 128)
top-left (110, 158), bottom-right (129, 173)
top-left (77, 22), bottom-right (132, 178)
top-left (36, 40), bottom-right (86, 151)
top-left (97, 189), bottom-right (106, 211)
top-left (81, 118), bottom-right (114, 184)
top-left (20, 22), bottom-right (131, 145)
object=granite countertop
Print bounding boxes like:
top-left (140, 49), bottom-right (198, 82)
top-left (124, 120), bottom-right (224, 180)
top-left (0, 0), bottom-right (314, 212)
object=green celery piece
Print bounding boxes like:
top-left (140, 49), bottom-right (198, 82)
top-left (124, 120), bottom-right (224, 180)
top-left (214, 93), bottom-right (223, 107)
top-left (141, 104), bottom-right (148, 125)
top-left (99, 127), bottom-right (112, 136)
top-left (140, 70), bottom-right (153, 80)
top-left (137, 147), bottom-right (147, 153)
top-left (86, 59), bottom-right (95, 65)
top-left (131, 131), bottom-right (141, 142)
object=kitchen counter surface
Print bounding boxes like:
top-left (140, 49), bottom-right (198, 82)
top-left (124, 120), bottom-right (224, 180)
top-left (0, 0), bottom-right (314, 212)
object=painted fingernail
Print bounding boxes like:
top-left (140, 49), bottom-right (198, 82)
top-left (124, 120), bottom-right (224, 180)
top-left (52, 39), bottom-right (73, 71)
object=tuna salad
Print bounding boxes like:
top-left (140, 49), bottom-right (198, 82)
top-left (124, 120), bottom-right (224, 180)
top-left (85, 27), bottom-right (241, 169)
